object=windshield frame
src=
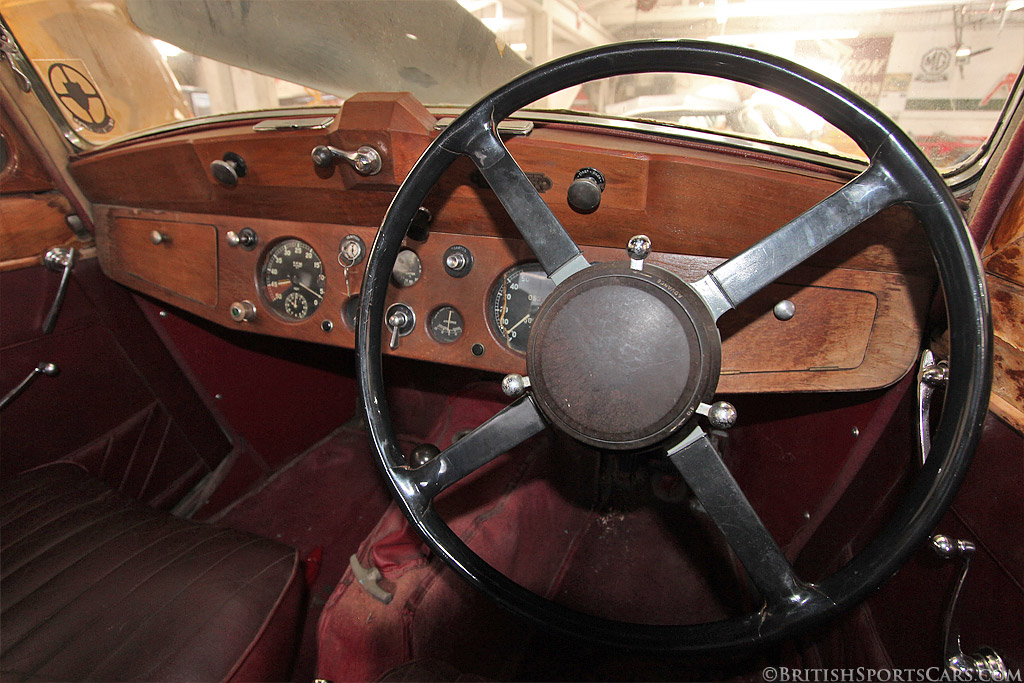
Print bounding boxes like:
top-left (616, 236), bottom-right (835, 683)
top-left (4, 11), bottom-right (1020, 194)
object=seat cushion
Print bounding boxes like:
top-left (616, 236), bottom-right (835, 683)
top-left (1, 463), bottom-right (302, 682)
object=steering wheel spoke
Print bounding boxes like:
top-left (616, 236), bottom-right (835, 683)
top-left (397, 395), bottom-right (548, 513)
top-left (667, 428), bottom-right (819, 611)
top-left (691, 159), bottom-right (903, 320)
top-left (461, 126), bottom-right (589, 284)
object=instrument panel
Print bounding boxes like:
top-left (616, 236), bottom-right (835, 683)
top-left (97, 204), bottom-right (929, 394)
top-left (85, 93), bottom-right (935, 395)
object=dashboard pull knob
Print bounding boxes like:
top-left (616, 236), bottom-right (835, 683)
top-left (567, 167), bottom-right (605, 214)
top-left (210, 152), bottom-right (247, 186)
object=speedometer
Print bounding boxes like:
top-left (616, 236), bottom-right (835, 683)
top-left (488, 263), bottom-right (556, 354)
top-left (261, 239), bottom-right (325, 321)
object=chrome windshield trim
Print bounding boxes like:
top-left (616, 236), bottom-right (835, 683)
top-left (95, 107), bottom-right (343, 147)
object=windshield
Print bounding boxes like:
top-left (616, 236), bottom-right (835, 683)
top-left (3, 0), bottom-right (1022, 172)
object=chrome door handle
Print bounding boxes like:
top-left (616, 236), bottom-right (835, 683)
top-left (932, 534), bottom-right (1009, 680)
top-left (0, 25), bottom-right (32, 92)
top-left (917, 349), bottom-right (948, 464)
top-left (0, 362), bottom-right (60, 411)
top-left (42, 247), bottom-right (75, 334)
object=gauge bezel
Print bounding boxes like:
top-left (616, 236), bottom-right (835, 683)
top-left (427, 305), bottom-right (465, 344)
top-left (487, 261), bottom-right (555, 355)
top-left (257, 237), bottom-right (327, 323)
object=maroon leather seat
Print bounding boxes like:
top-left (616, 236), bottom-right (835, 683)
top-left (0, 463), bottom-right (302, 682)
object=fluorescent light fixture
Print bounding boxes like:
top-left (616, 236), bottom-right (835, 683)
top-left (153, 39), bottom-right (181, 58)
top-left (1006, 0), bottom-right (1024, 11)
top-left (956, 47), bottom-right (972, 57)
top-left (481, 16), bottom-right (512, 31)
top-left (405, 33), bottom-right (418, 40)
top-left (510, 43), bottom-right (528, 52)
top-left (715, 0), bottom-right (729, 25)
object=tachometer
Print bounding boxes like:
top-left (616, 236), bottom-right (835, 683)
top-left (261, 239), bottom-right (325, 321)
top-left (488, 263), bottom-right (556, 354)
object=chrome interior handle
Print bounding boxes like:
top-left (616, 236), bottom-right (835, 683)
top-left (0, 25), bottom-right (32, 92)
top-left (932, 534), bottom-right (1009, 680)
top-left (917, 349), bottom-right (948, 464)
top-left (0, 362), bottom-right (60, 411)
top-left (42, 247), bottom-right (76, 334)
top-left (310, 144), bottom-right (382, 176)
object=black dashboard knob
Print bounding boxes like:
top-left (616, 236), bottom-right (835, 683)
top-left (407, 206), bottom-right (432, 241)
top-left (567, 167), bottom-right (606, 214)
top-left (311, 145), bottom-right (335, 169)
top-left (211, 152), bottom-right (247, 186)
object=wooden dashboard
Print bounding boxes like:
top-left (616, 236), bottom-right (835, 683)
top-left (72, 93), bottom-right (936, 393)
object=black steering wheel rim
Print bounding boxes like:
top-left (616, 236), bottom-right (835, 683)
top-left (357, 40), bottom-right (992, 653)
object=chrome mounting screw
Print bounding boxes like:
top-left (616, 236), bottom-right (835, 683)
top-left (627, 234), bottom-right (652, 270)
top-left (501, 373), bottom-right (531, 398)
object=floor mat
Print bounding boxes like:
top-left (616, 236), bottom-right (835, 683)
top-left (214, 425), bottom-right (393, 682)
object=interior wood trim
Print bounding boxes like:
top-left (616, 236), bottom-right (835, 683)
top-left (94, 205), bottom-right (929, 395)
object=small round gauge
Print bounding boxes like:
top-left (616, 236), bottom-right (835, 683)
top-left (489, 263), bottom-right (556, 354)
top-left (391, 249), bottom-right (422, 288)
top-left (261, 239), bottom-right (326, 321)
top-left (428, 306), bottom-right (464, 344)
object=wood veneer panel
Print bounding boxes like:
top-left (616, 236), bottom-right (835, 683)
top-left (426, 128), bottom-right (932, 277)
top-left (989, 274), bottom-right (1024, 354)
top-left (719, 285), bottom-right (876, 373)
top-left (108, 217), bottom-right (218, 307)
top-left (991, 334), bottom-right (1024, 434)
top-left (70, 94), bottom-right (931, 277)
top-left (1, 111), bottom-right (54, 194)
top-left (987, 235), bottom-right (1023, 287)
top-left (982, 166), bottom-right (1024, 431)
top-left (0, 193), bottom-right (77, 267)
top-left (94, 205), bottom-right (928, 394)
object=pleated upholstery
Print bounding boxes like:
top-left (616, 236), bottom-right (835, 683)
top-left (1, 463), bottom-right (301, 682)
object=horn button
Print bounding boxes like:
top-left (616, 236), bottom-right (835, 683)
top-left (526, 262), bottom-right (721, 450)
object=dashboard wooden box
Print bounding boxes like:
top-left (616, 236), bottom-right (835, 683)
top-left (108, 217), bottom-right (219, 307)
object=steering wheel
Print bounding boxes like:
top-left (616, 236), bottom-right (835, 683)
top-left (357, 40), bottom-right (991, 653)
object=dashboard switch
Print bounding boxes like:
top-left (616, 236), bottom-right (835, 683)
top-left (443, 245), bottom-right (473, 278)
top-left (226, 227), bottom-right (258, 250)
top-left (229, 300), bottom-right (256, 322)
top-left (339, 234), bottom-right (366, 267)
top-left (385, 303), bottom-right (416, 350)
